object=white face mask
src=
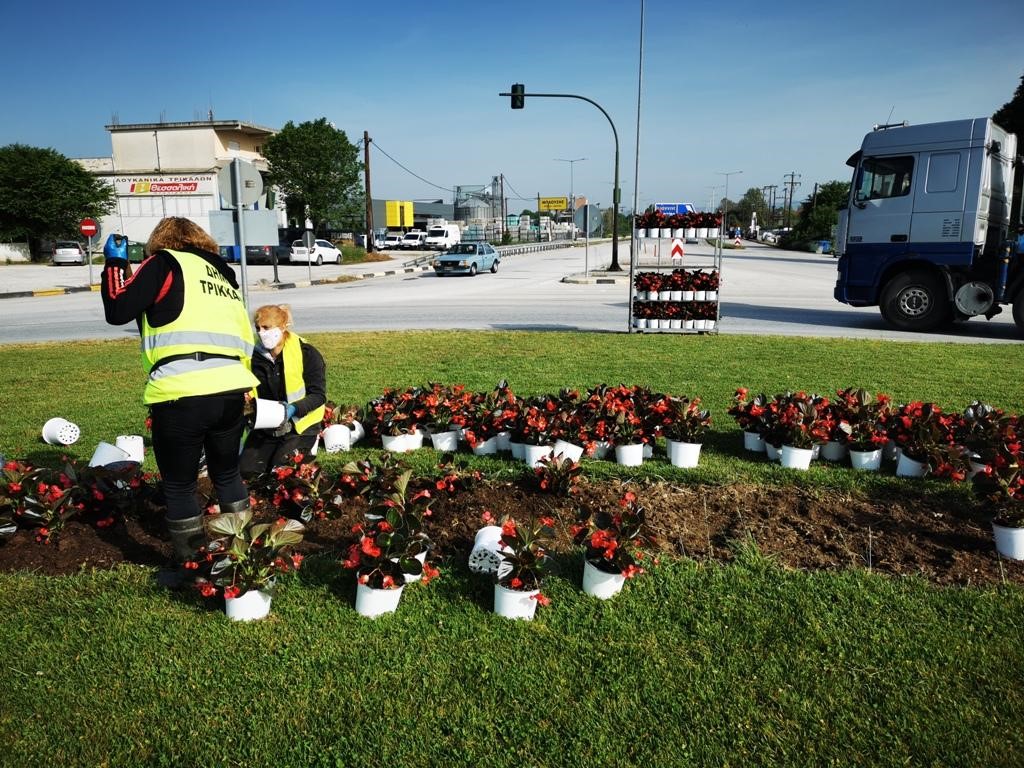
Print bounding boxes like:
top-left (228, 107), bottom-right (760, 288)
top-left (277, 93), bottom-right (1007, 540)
top-left (258, 327), bottom-right (283, 349)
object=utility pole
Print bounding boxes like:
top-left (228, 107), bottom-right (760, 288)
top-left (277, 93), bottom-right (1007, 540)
top-left (500, 174), bottom-right (506, 238)
top-left (764, 185), bottom-right (778, 228)
top-left (811, 181), bottom-right (819, 210)
top-left (364, 130), bottom-right (374, 252)
top-left (783, 171), bottom-right (801, 228)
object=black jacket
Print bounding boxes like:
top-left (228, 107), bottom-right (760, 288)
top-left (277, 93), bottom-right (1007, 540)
top-left (251, 338), bottom-right (327, 435)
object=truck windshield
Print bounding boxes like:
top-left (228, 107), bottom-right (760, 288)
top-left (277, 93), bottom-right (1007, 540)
top-left (856, 156), bottom-right (914, 200)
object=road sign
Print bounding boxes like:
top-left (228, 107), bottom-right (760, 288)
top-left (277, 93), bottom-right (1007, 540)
top-left (655, 204), bottom-right (677, 215)
top-left (670, 238), bottom-right (685, 260)
top-left (538, 197), bottom-right (568, 211)
top-left (217, 159), bottom-right (263, 208)
top-left (79, 218), bottom-right (98, 237)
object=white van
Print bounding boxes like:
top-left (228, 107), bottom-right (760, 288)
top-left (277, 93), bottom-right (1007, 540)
top-left (424, 223), bottom-right (461, 250)
top-left (400, 230), bottom-right (427, 249)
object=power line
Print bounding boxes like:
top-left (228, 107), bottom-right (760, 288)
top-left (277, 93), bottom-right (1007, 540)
top-left (501, 176), bottom-right (532, 201)
top-left (370, 141), bottom-right (453, 193)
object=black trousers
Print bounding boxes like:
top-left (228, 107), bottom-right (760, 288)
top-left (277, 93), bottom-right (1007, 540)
top-left (150, 392), bottom-right (248, 520)
top-left (239, 429), bottom-right (318, 479)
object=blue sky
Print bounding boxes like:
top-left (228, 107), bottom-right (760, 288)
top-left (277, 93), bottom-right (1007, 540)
top-left (2, 0), bottom-right (1021, 213)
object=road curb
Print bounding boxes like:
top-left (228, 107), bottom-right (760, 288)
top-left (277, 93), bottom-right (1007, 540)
top-left (0, 265), bottom-right (435, 300)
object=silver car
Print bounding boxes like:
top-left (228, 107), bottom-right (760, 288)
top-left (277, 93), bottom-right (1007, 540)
top-left (53, 241), bottom-right (85, 265)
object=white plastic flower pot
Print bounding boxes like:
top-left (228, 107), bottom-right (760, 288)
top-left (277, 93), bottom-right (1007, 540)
top-left (614, 443), bottom-right (644, 467)
top-left (224, 589), bottom-right (273, 622)
top-left (634, 318), bottom-right (648, 329)
top-left (254, 398), bottom-right (286, 430)
top-left (471, 436), bottom-right (498, 455)
top-left (41, 417), bottom-right (80, 446)
top-left (553, 440), bottom-right (584, 463)
top-left (658, 290), bottom-right (672, 301)
top-left (635, 228), bottom-right (647, 239)
top-left (523, 443), bottom-right (553, 468)
top-left (669, 319), bottom-right (682, 329)
top-left (355, 582), bottom-right (404, 618)
top-left (582, 561), bottom-right (626, 600)
top-left (694, 290), bottom-right (707, 301)
top-left (684, 319), bottom-right (695, 330)
top-left (780, 445), bottom-right (813, 470)
top-left (592, 440), bottom-right (612, 460)
top-left (682, 290), bottom-right (695, 301)
top-left (381, 433), bottom-right (410, 452)
top-left (88, 441), bottom-right (133, 468)
top-left (493, 583), bottom-right (539, 621)
top-left (666, 439), bottom-right (702, 468)
top-left (509, 441), bottom-right (525, 460)
top-left (743, 431), bottom-right (766, 453)
top-left (896, 453), bottom-right (928, 478)
top-left (968, 460), bottom-right (989, 480)
top-left (765, 442), bottom-right (781, 462)
top-left (393, 550), bottom-right (428, 583)
top-left (114, 434), bottom-right (145, 464)
top-left (669, 290), bottom-right (683, 301)
top-left (992, 523), bottom-right (1024, 560)
top-left (468, 526), bottom-right (506, 574)
top-left (820, 441), bottom-right (848, 462)
top-left (849, 448), bottom-right (882, 471)
top-left (322, 424), bottom-right (352, 453)
top-left (495, 431), bottom-right (512, 452)
top-left (349, 420), bottom-right (365, 443)
top-left (882, 440), bottom-right (901, 463)
top-left (429, 430), bottom-right (459, 452)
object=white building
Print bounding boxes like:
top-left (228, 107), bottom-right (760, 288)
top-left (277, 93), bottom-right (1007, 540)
top-left (78, 119), bottom-right (283, 251)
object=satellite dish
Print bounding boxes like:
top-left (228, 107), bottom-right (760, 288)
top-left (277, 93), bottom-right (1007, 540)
top-left (573, 204), bottom-right (603, 237)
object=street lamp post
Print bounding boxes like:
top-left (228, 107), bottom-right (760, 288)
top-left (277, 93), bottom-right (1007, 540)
top-left (716, 170), bottom-right (742, 256)
top-left (554, 157), bottom-right (586, 237)
top-left (500, 86), bottom-right (624, 270)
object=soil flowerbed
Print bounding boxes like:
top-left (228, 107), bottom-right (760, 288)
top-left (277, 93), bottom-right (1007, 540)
top-left (1, 478), bottom-right (1018, 588)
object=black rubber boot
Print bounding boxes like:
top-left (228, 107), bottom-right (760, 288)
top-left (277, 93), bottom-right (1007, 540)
top-left (165, 514), bottom-right (207, 562)
top-left (219, 498), bottom-right (251, 514)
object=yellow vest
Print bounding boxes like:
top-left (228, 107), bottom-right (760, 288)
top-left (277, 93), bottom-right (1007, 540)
top-left (139, 249), bottom-right (259, 404)
top-left (281, 332), bottom-right (325, 434)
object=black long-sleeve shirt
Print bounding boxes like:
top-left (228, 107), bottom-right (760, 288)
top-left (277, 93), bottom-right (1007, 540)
top-left (101, 248), bottom-right (241, 328)
top-left (251, 339), bottom-right (327, 434)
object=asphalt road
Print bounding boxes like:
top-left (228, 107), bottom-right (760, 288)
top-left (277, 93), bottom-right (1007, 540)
top-left (0, 241), bottom-right (1019, 345)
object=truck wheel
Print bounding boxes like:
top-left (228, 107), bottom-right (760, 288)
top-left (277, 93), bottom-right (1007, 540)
top-left (879, 269), bottom-right (949, 331)
top-left (490, 260), bottom-right (498, 273)
top-left (1013, 289), bottom-right (1024, 337)
top-left (469, 263), bottom-right (477, 276)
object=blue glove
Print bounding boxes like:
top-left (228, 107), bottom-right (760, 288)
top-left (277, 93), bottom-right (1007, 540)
top-left (285, 403), bottom-right (296, 422)
top-left (103, 234), bottom-right (128, 261)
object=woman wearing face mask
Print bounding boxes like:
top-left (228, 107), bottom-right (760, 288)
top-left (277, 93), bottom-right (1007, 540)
top-left (239, 304), bottom-right (327, 478)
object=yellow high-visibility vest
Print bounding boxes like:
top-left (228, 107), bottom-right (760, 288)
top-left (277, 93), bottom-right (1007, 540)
top-left (281, 332), bottom-right (325, 434)
top-left (139, 249), bottom-right (258, 404)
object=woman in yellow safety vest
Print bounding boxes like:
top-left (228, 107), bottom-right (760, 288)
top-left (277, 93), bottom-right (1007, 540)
top-left (239, 304), bottom-right (326, 478)
top-left (101, 217), bottom-right (259, 573)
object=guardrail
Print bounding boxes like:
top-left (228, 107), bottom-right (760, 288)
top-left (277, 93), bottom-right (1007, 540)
top-left (402, 238), bottom-right (612, 267)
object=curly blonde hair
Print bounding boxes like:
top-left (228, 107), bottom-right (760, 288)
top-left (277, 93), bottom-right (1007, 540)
top-left (146, 217), bottom-right (220, 256)
top-left (253, 304), bottom-right (293, 334)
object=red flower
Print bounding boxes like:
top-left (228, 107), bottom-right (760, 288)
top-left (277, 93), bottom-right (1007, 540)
top-left (223, 585), bottom-right (241, 600)
top-left (501, 520), bottom-right (517, 537)
top-left (510, 577), bottom-right (523, 589)
top-left (531, 592), bottom-right (551, 607)
top-left (481, 510), bottom-right (495, 524)
top-left (360, 537), bottom-right (382, 558)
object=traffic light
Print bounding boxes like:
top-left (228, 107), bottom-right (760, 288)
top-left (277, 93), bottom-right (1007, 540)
top-left (510, 83), bottom-right (525, 109)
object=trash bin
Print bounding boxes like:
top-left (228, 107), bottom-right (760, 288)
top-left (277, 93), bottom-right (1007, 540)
top-left (127, 243), bottom-right (145, 263)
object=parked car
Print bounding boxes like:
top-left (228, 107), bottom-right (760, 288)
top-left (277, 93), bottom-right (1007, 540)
top-left (382, 233), bottom-right (404, 250)
top-left (400, 230), bottom-right (427, 250)
top-left (433, 242), bottom-right (500, 276)
top-left (290, 239), bottom-right (342, 265)
top-left (52, 240), bottom-right (85, 266)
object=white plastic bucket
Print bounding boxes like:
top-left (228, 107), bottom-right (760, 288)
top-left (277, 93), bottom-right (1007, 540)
top-left (819, 441), bottom-right (848, 462)
top-left (666, 440), bottom-right (702, 468)
top-left (780, 445), bottom-right (813, 470)
top-left (322, 424), bottom-right (352, 453)
top-left (41, 417), bottom-right (80, 446)
top-left (992, 523), bottom-right (1024, 560)
top-left (89, 441), bottom-right (132, 468)
top-left (582, 561), bottom-right (626, 600)
top-left (765, 442), bottom-right (781, 462)
top-left (896, 452), bottom-right (928, 478)
top-left (355, 582), bottom-right (404, 618)
top-left (471, 436), bottom-right (498, 455)
top-left (254, 399), bottom-right (286, 430)
top-left (224, 589), bottom-right (272, 621)
top-left (614, 443), bottom-right (644, 467)
top-left (430, 430), bottom-right (459, 452)
top-left (523, 444), bottom-right (553, 468)
top-left (849, 449), bottom-right (882, 471)
top-left (493, 583), bottom-right (539, 620)
top-left (114, 435), bottom-right (145, 464)
top-left (552, 440), bottom-right (584, 463)
top-left (468, 525), bottom-right (507, 575)
top-left (495, 431), bottom-right (512, 452)
top-left (743, 431), bottom-right (765, 453)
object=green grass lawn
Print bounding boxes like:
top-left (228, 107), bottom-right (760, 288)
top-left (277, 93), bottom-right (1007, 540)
top-left (1, 331), bottom-right (1023, 766)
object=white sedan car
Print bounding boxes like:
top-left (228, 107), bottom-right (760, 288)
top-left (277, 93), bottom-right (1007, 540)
top-left (290, 239), bottom-right (342, 265)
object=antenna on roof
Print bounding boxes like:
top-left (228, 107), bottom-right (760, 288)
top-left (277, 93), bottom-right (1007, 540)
top-left (111, 111), bottom-right (119, 126)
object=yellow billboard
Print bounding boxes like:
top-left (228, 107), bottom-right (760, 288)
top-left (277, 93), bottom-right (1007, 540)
top-left (538, 197), bottom-right (568, 211)
top-left (385, 200), bottom-right (414, 227)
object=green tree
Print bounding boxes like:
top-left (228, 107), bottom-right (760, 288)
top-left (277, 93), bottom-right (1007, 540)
top-left (733, 187), bottom-right (770, 234)
top-left (789, 180), bottom-right (851, 245)
top-left (0, 144), bottom-right (115, 259)
top-left (993, 71), bottom-right (1024, 138)
top-left (262, 118), bottom-right (363, 235)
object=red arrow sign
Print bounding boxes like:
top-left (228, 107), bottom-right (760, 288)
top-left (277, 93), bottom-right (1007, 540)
top-left (670, 238), bottom-right (685, 259)
top-left (79, 218), bottom-right (98, 237)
